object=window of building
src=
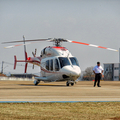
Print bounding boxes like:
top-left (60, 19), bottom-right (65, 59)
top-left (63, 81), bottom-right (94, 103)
top-left (114, 67), bottom-right (119, 70)
top-left (114, 76), bottom-right (119, 79)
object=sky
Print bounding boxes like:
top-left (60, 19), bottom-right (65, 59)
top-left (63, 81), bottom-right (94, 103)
top-left (0, 0), bottom-right (120, 74)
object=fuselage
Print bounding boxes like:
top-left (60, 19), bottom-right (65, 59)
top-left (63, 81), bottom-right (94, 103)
top-left (28, 46), bottom-right (81, 82)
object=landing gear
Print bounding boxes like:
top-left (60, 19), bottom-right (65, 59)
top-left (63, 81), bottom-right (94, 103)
top-left (66, 82), bottom-right (69, 86)
top-left (66, 81), bottom-right (74, 86)
top-left (71, 83), bottom-right (74, 86)
top-left (34, 80), bottom-right (40, 86)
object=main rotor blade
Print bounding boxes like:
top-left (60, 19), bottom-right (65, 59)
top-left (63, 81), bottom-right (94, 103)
top-left (2, 38), bottom-right (51, 44)
top-left (4, 42), bottom-right (32, 48)
top-left (67, 40), bottom-right (118, 52)
top-left (2, 37), bottom-right (118, 52)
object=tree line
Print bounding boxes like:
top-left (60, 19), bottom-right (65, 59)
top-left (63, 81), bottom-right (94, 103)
top-left (82, 66), bottom-right (95, 81)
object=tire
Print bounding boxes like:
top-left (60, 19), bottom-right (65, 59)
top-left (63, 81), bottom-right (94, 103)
top-left (71, 83), bottom-right (74, 86)
top-left (34, 80), bottom-right (39, 86)
top-left (35, 82), bottom-right (39, 86)
top-left (66, 82), bottom-right (69, 86)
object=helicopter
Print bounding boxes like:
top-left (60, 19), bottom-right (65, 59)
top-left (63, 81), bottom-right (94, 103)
top-left (2, 36), bottom-right (118, 86)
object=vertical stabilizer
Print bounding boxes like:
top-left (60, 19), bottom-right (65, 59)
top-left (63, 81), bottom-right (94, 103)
top-left (25, 63), bottom-right (28, 73)
top-left (14, 56), bottom-right (17, 69)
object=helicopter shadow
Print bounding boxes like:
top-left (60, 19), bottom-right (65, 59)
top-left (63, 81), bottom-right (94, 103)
top-left (19, 84), bottom-right (67, 87)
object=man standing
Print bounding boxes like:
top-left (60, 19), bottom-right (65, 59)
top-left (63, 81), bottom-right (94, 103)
top-left (93, 62), bottom-right (103, 87)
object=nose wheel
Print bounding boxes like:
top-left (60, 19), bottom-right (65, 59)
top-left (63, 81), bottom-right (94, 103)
top-left (34, 80), bottom-right (40, 86)
top-left (66, 82), bottom-right (69, 86)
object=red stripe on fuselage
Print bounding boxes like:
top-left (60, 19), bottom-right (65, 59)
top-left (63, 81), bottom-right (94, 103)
top-left (52, 46), bottom-right (67, 51)
top-left (27, 57), bottom-right (41, 66)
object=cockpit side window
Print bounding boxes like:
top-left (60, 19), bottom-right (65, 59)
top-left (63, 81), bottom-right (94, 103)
top-left (70, 57), bottom-right (79, 66)
top-left (46, 60), bottom-right (49, 70)
top-left (55, 59), bottom-right (59, 71)
top-left (58, 57), bottom-right (70, 68)
top-left (43, 48), bottom-right (46, 54)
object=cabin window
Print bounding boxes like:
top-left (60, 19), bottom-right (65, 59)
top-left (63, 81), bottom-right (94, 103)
top-left (58, 57), bottom-right (70, 68)
top-left (70, 57), bottom-right (79, 66)
top-left (46, 60), bottom-right (49, 70)
top-left (50, 59), bottom-right (53, 71)
top-left (55, 59), bottom-right (59, 71)
top-left (43, 48), bottom-right (46, 54)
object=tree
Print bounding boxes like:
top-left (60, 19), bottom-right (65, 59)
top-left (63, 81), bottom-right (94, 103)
top-left (82, 66), bottom-right (94, 81)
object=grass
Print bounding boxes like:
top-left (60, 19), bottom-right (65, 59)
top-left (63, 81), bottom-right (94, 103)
top-left (0, 102), bottom-right (120, 120)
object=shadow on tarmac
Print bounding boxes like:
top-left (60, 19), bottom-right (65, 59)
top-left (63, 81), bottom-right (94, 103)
top-left (19, 84), bottom-right (67, 87)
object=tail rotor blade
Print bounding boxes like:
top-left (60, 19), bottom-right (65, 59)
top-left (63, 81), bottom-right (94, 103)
top-left (32, 52), bottom-right (35, 57)
top-left (35, 49), bottom-right (37, 56)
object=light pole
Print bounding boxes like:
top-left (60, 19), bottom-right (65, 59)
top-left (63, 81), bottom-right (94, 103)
top-left (119, 48), bottom-right (120, 63)
top-left (1, 61), bottom-right (4, 74)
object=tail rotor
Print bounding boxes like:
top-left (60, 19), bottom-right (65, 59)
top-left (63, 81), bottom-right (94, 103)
top-left (32, 48), bottom-right (37, 69)
top-left (32, 48), bottom-right (37, 57)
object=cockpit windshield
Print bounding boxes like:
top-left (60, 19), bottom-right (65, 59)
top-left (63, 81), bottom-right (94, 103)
top-left (58, 57), bottom-right (70, 68)
top-left (70, 57), bottom-right (79, 66)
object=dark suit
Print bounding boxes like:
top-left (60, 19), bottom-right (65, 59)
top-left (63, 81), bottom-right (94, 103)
top-left (94, 73), bottom-right (101, 87)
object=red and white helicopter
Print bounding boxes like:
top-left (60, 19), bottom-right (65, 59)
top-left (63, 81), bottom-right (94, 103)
top-left (2, 36), bottom-right (118, 86)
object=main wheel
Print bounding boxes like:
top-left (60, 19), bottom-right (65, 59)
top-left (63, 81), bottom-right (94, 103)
top-left (71, 83), bottom-right (74, 86)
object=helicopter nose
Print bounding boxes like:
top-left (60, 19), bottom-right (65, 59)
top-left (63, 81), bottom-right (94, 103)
top-left (71, 69), bottom-right (81, 76)
top-left (70, 67), bottom-right (81, 78)
top-left (62, 66), bottom-right (81, 79)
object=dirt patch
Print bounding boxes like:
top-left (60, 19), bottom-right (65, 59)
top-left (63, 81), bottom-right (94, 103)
top-left (0, 73), bottom-right (6, 77)
top-left (111, 117), bottom-right (120, 120)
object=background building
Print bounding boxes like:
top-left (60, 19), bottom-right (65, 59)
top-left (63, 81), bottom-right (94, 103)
top-left (104, 63), bottom-right (120, 81)
top-left (11, 74), bottom-right (38, 79)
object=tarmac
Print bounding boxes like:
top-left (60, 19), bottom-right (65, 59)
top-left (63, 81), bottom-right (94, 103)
top-left (0, 80), bottom-right (120, 102)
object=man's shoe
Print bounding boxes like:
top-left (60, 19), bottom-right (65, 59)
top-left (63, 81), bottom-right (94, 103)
top-left (98, 86), bottom-right (101, 87)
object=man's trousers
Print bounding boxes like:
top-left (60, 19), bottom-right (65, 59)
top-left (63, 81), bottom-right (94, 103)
top-left (94, 73), bottom-right (101, 87)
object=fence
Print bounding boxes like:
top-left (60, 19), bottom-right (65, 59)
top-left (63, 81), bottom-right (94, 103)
top-left (0, 77), bottom-right (34, 81)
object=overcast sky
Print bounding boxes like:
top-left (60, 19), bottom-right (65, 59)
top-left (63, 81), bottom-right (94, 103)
top-left (0, 0), bottom-right (120, 74)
